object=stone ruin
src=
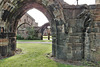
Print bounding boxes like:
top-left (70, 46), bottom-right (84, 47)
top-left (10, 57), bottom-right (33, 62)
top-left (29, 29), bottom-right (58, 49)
top-left (0, 0), bottom-right (100, 62)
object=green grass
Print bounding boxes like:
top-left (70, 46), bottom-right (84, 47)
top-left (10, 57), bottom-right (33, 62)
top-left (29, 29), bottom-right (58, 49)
top-left (17, 40), bottom-right (52, 42)
top-left (0, 41), bottom-right (84, 67)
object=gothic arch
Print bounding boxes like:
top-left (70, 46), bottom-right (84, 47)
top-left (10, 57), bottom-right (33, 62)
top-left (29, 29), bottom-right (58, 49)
top-left (0, 0), bottom-right (66, 60)
top-left (38, 23), bottom-right (50, 34)
top-left (78, 7), bottom-right (94, 61)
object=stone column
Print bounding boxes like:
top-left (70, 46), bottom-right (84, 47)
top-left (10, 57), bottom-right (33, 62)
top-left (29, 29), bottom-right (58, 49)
top-left (0, 38), bottom-right (9, 57)
top-left (56, 22), bottom-right (67, 60)
top-left (51, 21), bottom-right (57, 57)
top-left (84, 28), bottom-right (91, 61)
top-left (7, 33), bottom-right (16, 56)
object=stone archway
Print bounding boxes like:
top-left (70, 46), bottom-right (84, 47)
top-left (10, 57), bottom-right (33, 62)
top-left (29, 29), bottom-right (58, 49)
top-left (0, 0), bottom-right (66, 60)
top-left (38, 23), bottom-right (50, 40)
top-left (39, 23), bottom-right (50, 35)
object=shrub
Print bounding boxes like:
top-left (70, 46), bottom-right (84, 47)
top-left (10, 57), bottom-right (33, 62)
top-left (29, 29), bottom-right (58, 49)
top-left (17, 27), bottom-right (40, 40)
top-left (17, 35), bottom-right (24, 40)
top-left (26, 27), bottom-right (40, 40)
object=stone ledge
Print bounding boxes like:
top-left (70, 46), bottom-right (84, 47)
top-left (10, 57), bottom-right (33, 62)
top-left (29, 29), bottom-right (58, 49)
top-left (0, 39), bottom-right (9, 46)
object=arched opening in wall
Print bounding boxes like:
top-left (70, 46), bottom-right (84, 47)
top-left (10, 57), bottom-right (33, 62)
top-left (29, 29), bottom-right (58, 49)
top-left (17, 8), bottom-right (52, 40)
top-left (0, 0), bottom-right (66, 60)
top-left (10, 2), bottom-right (56, 57)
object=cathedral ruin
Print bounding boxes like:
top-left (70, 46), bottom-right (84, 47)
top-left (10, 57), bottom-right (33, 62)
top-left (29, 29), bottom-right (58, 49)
top-left (0, 0), bottom-right (100, 62)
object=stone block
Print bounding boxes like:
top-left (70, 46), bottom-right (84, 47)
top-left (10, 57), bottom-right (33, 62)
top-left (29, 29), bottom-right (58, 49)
top-left (76, 19), bottom-right (84, 28)
top-left (96, 33), bottom-right (100, 38)
top-left (52, 43), bottom-right (57, 57)
top-left (63, 9), bottom-right (73, 19)
top-left (71, 27), bottom-right (83, 33)
top-left (94, 15), bottom-right (100, 21)
top-left (67, 53), bottom-right (73, 60)
top-left (0, 39), bottom-right (9, 46)
top-left (68, 27), bottom-right (73, 33)
top-left (71, 27), bottom-right (76, 33)
top-left (66, 36), bottom-right (69, 42)
top-left (69, 33), bottom-right (83, 36)
top-left (1, 46), bottom-right (7, 56)
top-left (75, 43), bottom-right (82, 48)
top-left (69, 36), bottom-right (82, 43)
top-left (89, 5), bottom-right (96, 9)
top-left (67, 43), bottom-right (72, 53)
top-left (68, 19), bottom-right (76, 27)
top-left (73, 50), bottom-right (83, 61)
top-left (7, 33), bottom-right (16, 38)
top-left (52, 38), bottom-right (57, 43)
top-left (91, 27), bottom-right (99, 33)
top-left (94, 11), bottom-right (100, 15)
top-left (67, 43), bottom-right (83, 60)
top-left (94, 22), bottom-right (100, 27)
top-left (56, 45), bottom-right (67, 60)
top-left (95, 33), bottom-right (100, 46)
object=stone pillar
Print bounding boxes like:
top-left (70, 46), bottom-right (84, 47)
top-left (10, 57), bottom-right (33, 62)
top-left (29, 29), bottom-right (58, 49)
top-left (41, 35), bottom-right (43, 40)
top-left (56, 23), bottom-right (67, 60)
top-left (84, 28), bottom-right (91, 61)
top-left (0, 28), bottom-right (9, 57)
top-left (7, 33), bottom-right (16, 56)
top-left (51, 21), bottom-right (57, 57)
top-left (0, 38), bottom-right (9, 57)
top-left (48, 35), bottom-right (50, 40)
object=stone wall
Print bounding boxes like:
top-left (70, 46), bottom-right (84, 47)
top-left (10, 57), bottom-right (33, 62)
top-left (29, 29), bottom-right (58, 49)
top-left (96, 0), bottom-right (100, 4)
top-left (89, 5), bottom-right (100, 61)
top-left (63, 5), bottom-right (85, 60)
top-left (62, 4), bottom-right (100, 61)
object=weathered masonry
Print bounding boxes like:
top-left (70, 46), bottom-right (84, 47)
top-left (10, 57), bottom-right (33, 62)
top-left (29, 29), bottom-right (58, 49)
top-left (0, 0), bottom-right (100, 61)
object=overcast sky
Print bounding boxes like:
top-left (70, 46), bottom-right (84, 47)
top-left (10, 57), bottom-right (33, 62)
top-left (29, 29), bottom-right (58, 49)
top-left (64, 0), bottom-right (95, 5)
top-left (27, 0), bottom-right (95, 26)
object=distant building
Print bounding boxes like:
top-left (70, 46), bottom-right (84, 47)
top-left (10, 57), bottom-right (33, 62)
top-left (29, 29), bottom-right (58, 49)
top-left (18, 13), bottom-right (38, 28)
top-left (96, 0), bottom-right (100, 4)
top-left (17, 13), bottom-right (38, 39)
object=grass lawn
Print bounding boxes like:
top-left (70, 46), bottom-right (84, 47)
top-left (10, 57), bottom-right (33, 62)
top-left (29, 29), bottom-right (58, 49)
top-left (0, 41), bottom-right (84, 67)
top-left (17, 40), bottom-right (52, 42)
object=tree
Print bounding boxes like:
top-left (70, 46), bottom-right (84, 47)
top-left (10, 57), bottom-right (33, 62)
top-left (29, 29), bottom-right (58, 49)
top-left (26, 27), bottom-right (40, 40)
